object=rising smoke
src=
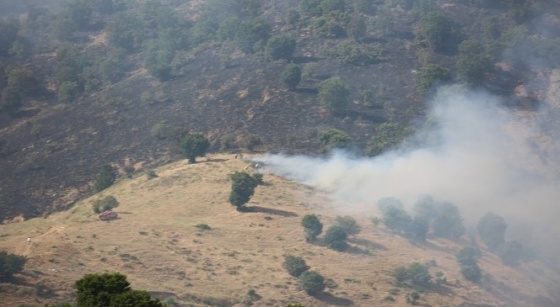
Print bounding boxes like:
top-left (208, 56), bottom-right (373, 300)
top-left (255, 85), bottom-right (560, 248)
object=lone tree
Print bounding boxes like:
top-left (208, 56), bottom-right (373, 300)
top-left (0, 251), bottom-right (27, 281)
top-left (456, 247), bottom-right (482, 282)
top-left (76, 272), bottom-right (164, 307)
top-left (282, 255), bottom-right (310, 277)
top-left (334, 215), bottom-right (361, 235)
top-left (298, 271), bottom-right (325, 295)
top-left (229, 171), bottom-right (259, 210)
top-left (477, 212), bottom-right (507, 251)
top-left (280, 63), bottom-right (301, 90)
top-left (265, 35), bottom-right (297, 61)
top-left (324, 225), bottom-right (348, 251)
top-left (180, 133), bottom-right (210, 163)
top-left (92, 195), bottom-right (119, 214)
top-left (94, 164), bottom-right (117, 192)
top-left (318, 77), bottom-right (350, 114)
top-left (301, 214), bottom-right (323, 242)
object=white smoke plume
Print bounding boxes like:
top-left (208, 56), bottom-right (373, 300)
top-left (256, 85), bottom-right (560, 246)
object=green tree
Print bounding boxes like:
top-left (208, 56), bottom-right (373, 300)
top-left (301, 214), bottom-right (323, 242)
top-left (394, 262), bottom-right (431, 287)
top-left (416, 64), bottom-right (451, 91)
top-left (92, 195), bottom-right (119, 214)
top-left (179, 133), bottom-right (210, 163)
top-left (58, 81), bottom-right (80, 103)
top-left (334, 215), bottom-right (361, 235)
top-left (456, 247), bottom-right (482, 282)
top-left (0, 251), bottom-right (27, 281)
top-left (324, 225), bottom-right (348, 251)
top-left (318, 128), bottom-right (352, 150)
top-left (282, 255), bottom-right (310, 277)
top-left (432, 202), bottom-right (465, 239)
top-left (94, 164), bottom-right (117, 192)
top-left (456, 39), bottom-right (492, 85)
top-left (0, 87), bottom-right (22, 116)
top-left (265, 35), bottom-right (297, 61)
top-left (318, 77), bottom-right (350, 114)
top-left (367, 123), bottom-right (412, 156)
top-left (235, 18), bottom-right (271, 53)
top-left (76, 272), bottom-right (164, 307)
top-left (229, 171), bottom-right (258, 210)
top-left (415, 12), bottom-right (464, 52)
top-left (300, 0), bottom-right (322, 17)
top-left (498, 240), bottom-right (524, 266)
top-left (347, 14), bottom-right (367, 41)
top-left (381, 205), bottom-right (412, 233)
top-left (280, 63), bottom-right (302, 90)
top-left (298, 271), bottom-right (325, 295)
top-left (143, 39), bottom-right (174, 81)
top-left (477, 212), bottom-right (507, 251)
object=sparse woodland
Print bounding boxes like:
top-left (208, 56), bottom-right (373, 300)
top-left (0, 0), bottom-right (560, 306)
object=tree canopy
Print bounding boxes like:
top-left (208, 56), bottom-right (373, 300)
top-left (180, 133), bottom-right (210, 163)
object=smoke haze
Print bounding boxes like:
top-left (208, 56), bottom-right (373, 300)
top-left (256, 85), bottom-right (560, 246)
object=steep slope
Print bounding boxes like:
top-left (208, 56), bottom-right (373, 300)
top-left (0, 155), bottom-right (558, 306)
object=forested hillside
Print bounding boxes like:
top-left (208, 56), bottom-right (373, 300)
top-left (0, 0), bottom-right (559, 220)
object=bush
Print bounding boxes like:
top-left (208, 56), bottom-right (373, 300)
top-left (460, 264), bottom-right (482, 282)
top-left (265, 35), bottom-right (297, 61)
top-left (477, 212), bottom-right (507, 251)
top-left (92, 195), bottom-right (119, 214)
top-left (415, 12), bottom-right (464, 52)
top-left (347, 14), bottom-right (367, 40)
top-left (457, 247), bottom-right (482, 282)
top-left (498, 240), bottom-right (524, 266)
top-left (324, 225), bottom-right (348, 251)
top-left (456, 39), bottom-right (492, 85)
top-left (0, 251), bottom-right (27, 281)
top-left (0, 86), bottom-right (22, 116)
top-left (179, 133), bottom-right (210, 163)
top-left (235, 18), bottom-right (271, 53)
top-left (334, 216), bottom-right (361, 235)
top-left (94, 164), bottom-right (117, 192)
top-left (301, 214), bottom-right (323, 242)
top-left (431, 202), bottom-right (465, 239)
top-left (325, 40), bottom-right (382, 65)
top-left (381, 205), bottom-right (412, 234)
top-left (282, 255), bottom-right (310, 277)
top-left (406, 291), bottom-right (420, 304)
top-left (229, 171), bottom-right (259, 210)
top-left (298, 271), bottom-right (325, 295)
top-left (367, 123), bottom-right (412, 156)
top-left (415, 64), bottom-right (451, 91)
top-left (394, 262), bottom-right (431, 287)
top-left (280, 63), bottom-right (302, 90)
top-left (318, 77), bottom-right (350, 114)
top-left (318, 128), bottom-right (352, 150)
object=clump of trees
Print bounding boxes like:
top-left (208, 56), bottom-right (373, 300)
top-left (366, 123), bottom-right (412, 156)
top-left (0, 251), bottom-right (27, 281)
top-left (229, 171), bottom-right (260, 210)
top-left (92, 195), bottom-right (119, 214)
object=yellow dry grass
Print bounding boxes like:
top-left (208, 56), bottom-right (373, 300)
top-left (0, 154), bottom-right (557, 306)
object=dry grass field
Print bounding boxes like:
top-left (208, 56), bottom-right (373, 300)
top-left (0, 154), bottom-right (558, 306)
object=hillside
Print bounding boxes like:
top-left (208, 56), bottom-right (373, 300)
top-left (0, 154), bottom-right (558, 306)
top-left (1, 0), bottom-right (559, 221)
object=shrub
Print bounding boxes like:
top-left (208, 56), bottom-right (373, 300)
top-left (146, 170), bottom-right (158, 179)
top-left (251, 173), bottom-right (264, 185)
top-left (229, 171), bottom-right (258, 210)
top-left (265, 35), bottom-right (297, 61)
top-left (318, 128), bottom-right (352, 150)
top-left (431, 202), bottom-right (465, 239)
top-left (325, 40), bottom-right (382, 65)
top-left (498, 240), bottom-right (524, 266)
top-left (195, 224), bottom-right (212, 231)
top-left (92, 195), bottom-right (119, 214)
top-left (301, 214), bottom-right (323, 242)
top-left (324, 225), bottom-right (348, 251)
top-left (298, 271), bottom-right (325, 295)
top-left (406, 291), bottom-right (420, 304)
top-left (0, 251), bottom-right (27, 281)
top-left (235, 18), bottom-right (271, 53)
top-left (334, 216), bottom-right (361, 235)
top-left (312, 16), bottom-right (347, 38)
top-left (319, 77), bottom-right (350, 114)
top-left (394, 262), bottom-right (431, 287)
top-left (0, 86), bottom-right (22, 116)
top-left (460, 264), bottom-right (482, 282)
top-left (457, 247), bottom-right (482, 282)
top-left (415, 12), bottom-right (464, 52)
top-left (280, 64), bottom-right (302, 90)
top-left (347, 14), bottom-right (367, 40)
top-left (282, 255), bottom-right (310, 277)
top-left (381, 205), bottom-right (412, 234)
top-left (94, 164), bottom-right (117, 192)
top-left (416, 64), bottom-right (451, 91)
top-left (477, 212), bottom-right (507, 251)
top-left (179, 133), bottom-right (210, 163)
top-left (456, 39), bottom-right (492, 85)
top-left (300, 0), bottom-right (322, 17)
top-left (367, 123), bottom-right (412, 156)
